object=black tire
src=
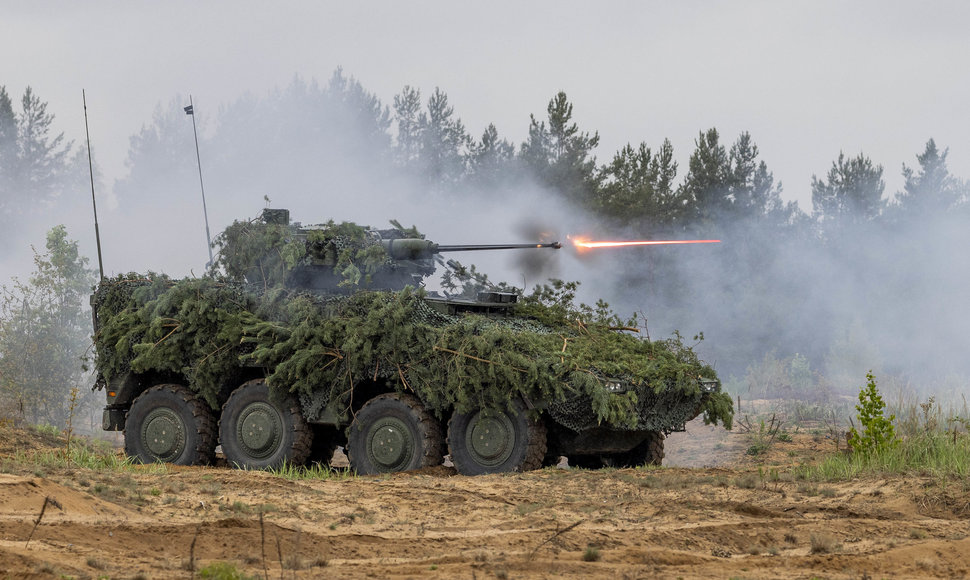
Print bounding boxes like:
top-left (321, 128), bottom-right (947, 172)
top-left (605, 431), bottom-right (665, 468)
top-left (219, 379), bottom-right (312, 470)
top-left (347, 393), bottom-right (444, 475)
top-left (124, 384), bottom-right (217, 466)
top-left (447, 400), bottom-right (547, 476)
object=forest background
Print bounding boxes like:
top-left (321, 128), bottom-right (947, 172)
top-left (0, 72), bottom-right (967, 428)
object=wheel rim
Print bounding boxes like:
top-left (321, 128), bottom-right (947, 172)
top-left (365, 416), bottom-right (414, 472)
top-left (141, 407), bottom-right (186, 462)
top-left (236, 401), bottom-right (284, 460)
top-left (464, 410), bottom-right (515, 467)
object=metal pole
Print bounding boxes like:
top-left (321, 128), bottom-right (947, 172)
top-left (188, 95), bottom-right (214, 268)
top-left (82, 90), bottom-right (105, 280)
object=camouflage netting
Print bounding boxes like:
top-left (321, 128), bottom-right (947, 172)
top-left (212, 216), bottom-right (428, 289)
top-left (91, 217), bottom-right (733, 432)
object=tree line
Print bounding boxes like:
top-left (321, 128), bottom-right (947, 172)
top-left (2, 73), bottom-right (968, 426)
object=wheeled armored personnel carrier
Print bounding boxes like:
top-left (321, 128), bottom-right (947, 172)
top-left (92, 209), bottom-right (732, 475)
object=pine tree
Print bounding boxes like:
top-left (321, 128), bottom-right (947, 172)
top-left (727, 132), bottom-right (784, 220)
top-left (680, 129), bottom-right (786, 228)
top-left (595, 139), bottom-right (686, 230)
top-left (0, 86), bottom-right (16, 195)
top-left (113, 96), bottom-right (197, 203)
top-left (393, 85), bottom-right (422, 167)
top-left (16, 87), bottom-right (73, 200)
top-left (893, 139), bottom-right (967, 218)
top-left (519, 92), bottom-right (600, 205)
top-left (811, 151), bottom-right (885, 235)
top-left (418, 88), bottom-right (469, 187)
top-left (468, 123), bottom-right (515, 187)
top-left (391, 86), bottom-right (470, 188)
top-left (0, 86), bottom-right (78, 243)
top-left (680, 128), bottom-right (730, 225)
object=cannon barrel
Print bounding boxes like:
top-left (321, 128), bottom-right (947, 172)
top-left (437, 242), bottom-right (563, 252)
top-left (381, 239), bottom-right (561, 260)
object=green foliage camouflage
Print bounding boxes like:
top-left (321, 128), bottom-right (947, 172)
top-left (92, 217), bottom-right (732, 432)
top-left (211, 217), bottom-right (424, 289)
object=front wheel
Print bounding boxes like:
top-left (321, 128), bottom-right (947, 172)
top-left (125, 384), bottom-right (217, 465)
top-left (447, 401), bottom-right (547, 476)
top-left (347, 393), bottom-right (444, 475)
top-left (219, 379), bottom-right (312, 470)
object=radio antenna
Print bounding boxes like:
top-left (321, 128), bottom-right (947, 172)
top-left (184, 95), bottom-right (214, 268)
top-left (83, 89), bottom-right (105, 280)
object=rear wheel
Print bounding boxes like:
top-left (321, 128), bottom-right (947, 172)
top-left (124, 384), bottom-right (216, 465)
top-left (347, 393), bottom-right (444, 475)
top-left (447, 401), bottom-right (547, 475)
top-left (219, 379), bottom-right (312, 470)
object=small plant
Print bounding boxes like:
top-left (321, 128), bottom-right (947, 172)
top-left (582, 545), bottom-right (601, 562)
top-left (809, 533), bottom-right (840, 554)
top-left (847, 371), bottom-right (897, 454)
top-left (222, 501), bottom-right (251, 514)
top-left (35, 424), bottom-right (61, 438)
top-left (734, 473), bottom-right (760, 489)
top-left (86, 557), bottom-right (107, 570)
top-left (516, 502), bottom-right (546, 516)
top-left (909, 528), bottom-right (928, 540)
top-left (200, 482), bottom-right (222, 496)
top-left (283, 553), bottom-right (305, 570)
top-left (741, 414), bottom-right (781, 456)
top-left (197, 561), bottom-right (259, 580)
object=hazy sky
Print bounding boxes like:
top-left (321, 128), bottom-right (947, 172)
top-left (7, 1), bottom-right (970, 205)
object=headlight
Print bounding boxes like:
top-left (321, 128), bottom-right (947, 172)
top-left (700, 379), bottom-right (719, 392)
top-left (605, 380), bottom-right (626, 393)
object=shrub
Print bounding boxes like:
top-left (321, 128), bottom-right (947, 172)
top-left (847, 371), bottom-right (896, 454)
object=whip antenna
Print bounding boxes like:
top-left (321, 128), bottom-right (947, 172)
top-left (83, 90), bottom-right (105, 280)
top-left (185, 95), bottom-right (214, 268)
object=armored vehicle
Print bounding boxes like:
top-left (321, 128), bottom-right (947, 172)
top-left (92, 209), bottom-right (732, 475)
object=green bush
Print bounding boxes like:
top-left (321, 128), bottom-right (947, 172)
top-left (847, 371), bottom-right (896, 454)
top-left (197, 562), bottom-right (258, 580)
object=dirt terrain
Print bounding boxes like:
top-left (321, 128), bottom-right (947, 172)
top-left (1, 421), bottom-right (968, 579)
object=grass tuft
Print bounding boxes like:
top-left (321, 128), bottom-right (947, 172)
top-left (582, 545), bottom-right (601, 562)
top-left (265, 460), bottom-right (355, 481)
top-left (809, 533), bottom-right (841, 554)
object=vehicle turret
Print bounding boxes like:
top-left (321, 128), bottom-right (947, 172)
top-left (216, 208), bottom-right (560, 292)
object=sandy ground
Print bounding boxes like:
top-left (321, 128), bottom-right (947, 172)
top-left (1, 420), bottom-right (969, 579)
